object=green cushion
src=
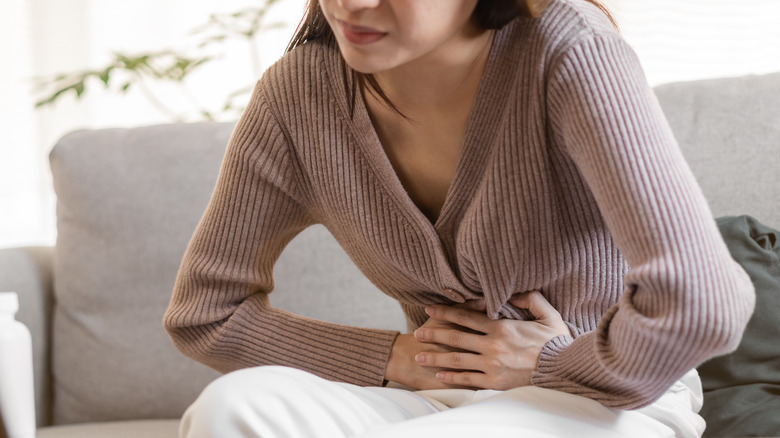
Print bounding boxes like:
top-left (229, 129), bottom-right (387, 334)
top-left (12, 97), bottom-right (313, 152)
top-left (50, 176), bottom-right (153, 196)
top-left (698, 215), bottom-right (780, 437)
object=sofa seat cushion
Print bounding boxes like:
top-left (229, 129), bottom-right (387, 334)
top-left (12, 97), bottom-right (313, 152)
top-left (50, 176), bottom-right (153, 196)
top-left (38, 419), bottom-right (179, 438)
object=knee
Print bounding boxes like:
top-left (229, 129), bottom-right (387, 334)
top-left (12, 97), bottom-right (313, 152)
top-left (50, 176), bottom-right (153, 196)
top-left (192, 366), bottom-right (308, 409)
top-left (181, 366), bottom-right (310, 437)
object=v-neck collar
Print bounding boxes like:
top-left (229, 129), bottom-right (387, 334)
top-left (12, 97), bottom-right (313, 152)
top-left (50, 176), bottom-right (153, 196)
top-left (323, 20), bottom-right (521, 284)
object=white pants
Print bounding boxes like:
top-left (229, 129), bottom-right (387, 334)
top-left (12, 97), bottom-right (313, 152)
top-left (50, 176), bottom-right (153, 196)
top-left (180, 366), bottom-right (705, 438)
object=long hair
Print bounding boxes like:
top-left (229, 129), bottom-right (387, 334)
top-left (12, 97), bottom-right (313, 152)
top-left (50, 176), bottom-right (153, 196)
top-left (285, 0), bottom-right (618, 115)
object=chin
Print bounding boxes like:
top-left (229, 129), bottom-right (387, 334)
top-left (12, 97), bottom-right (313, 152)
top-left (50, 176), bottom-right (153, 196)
top-left (338, 48), bottom-right (394, 74)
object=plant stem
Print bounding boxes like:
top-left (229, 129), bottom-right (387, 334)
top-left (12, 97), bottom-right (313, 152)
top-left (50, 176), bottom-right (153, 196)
top-left (179, 84), bottom-right (215, 121)
top-left (133, 73), bottom-right (184, 122)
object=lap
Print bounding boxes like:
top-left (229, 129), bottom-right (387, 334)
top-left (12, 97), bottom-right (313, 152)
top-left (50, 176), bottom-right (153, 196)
top-left (181, 366), bottom-right (704, 438)
top-left (364, 385), bottom-right (695, 438)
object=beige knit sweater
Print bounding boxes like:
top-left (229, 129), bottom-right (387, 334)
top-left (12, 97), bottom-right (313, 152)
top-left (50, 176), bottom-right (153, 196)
top-left (164, 0), bottom-right (755, 409)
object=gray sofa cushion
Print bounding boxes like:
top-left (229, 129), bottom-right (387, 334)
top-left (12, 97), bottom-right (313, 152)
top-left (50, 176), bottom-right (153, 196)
top-left (654, 72), bottom-right (780, 228)
top-left (49, 123), bottom-right (229, 424)
top-left (37, 419), bottom-right (178, 438)
top-left (269, 224), bottom-right (405, 331)
top-left (48, 121), bottom-right (406, 426)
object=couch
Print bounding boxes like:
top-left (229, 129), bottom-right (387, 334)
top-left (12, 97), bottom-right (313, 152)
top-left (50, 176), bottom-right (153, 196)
top-left (1, 71), bottom-right (778, 438)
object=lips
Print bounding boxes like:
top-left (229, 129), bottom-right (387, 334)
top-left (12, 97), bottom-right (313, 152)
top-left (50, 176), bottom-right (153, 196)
top-left (337, 19), bottom-right (387, 45)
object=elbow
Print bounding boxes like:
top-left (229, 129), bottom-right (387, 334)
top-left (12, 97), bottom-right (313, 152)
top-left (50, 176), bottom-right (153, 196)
top-left (163, 304), bottom-right (224, 371)
top-left (690, 261), bottom-right (756, 359)
top-left (163, 308), bottom-right (204, 357)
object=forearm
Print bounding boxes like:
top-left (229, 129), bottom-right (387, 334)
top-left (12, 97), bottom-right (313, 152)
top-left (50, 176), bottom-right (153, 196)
top-left (166, 291), bottom-right (399, 386)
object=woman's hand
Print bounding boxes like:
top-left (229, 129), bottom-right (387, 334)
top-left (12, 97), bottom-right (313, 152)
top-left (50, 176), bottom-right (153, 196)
top-left (413, 290), bottom-right (570, 390)
top-left (385, 301), bottom-right (485, 390)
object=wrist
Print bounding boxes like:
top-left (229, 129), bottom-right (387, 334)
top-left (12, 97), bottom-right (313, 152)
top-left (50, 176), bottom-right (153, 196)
top-left (384, 333), bottom-right (413, 384)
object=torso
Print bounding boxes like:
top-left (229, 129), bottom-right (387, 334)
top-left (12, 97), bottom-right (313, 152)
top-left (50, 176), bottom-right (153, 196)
top-left (368, 108), bottom-right (467, 223)
top-left (362, 50), bottom-right (489, 224)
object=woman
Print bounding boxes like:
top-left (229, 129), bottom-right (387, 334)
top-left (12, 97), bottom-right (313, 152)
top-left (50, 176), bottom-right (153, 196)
top-left (164, 0), bottom-right (755, 436)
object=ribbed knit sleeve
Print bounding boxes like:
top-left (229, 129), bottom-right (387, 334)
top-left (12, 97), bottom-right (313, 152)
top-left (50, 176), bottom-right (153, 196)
top-left (534, 33), bottom-right (756, 408)
top-left (163, 82), bottom-right (399, 387)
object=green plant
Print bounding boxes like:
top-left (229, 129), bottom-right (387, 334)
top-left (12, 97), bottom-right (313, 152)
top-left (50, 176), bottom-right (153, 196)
top-left (34, 0), bottom-right (283, 122)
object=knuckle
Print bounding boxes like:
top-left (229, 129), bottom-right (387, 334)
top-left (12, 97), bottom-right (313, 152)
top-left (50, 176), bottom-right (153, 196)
top-left (454, 308), bottom-right (468, 323)
top-left (447, 330), bottom-right (463, 346)
top-left (488, 339), bottom-right (507, 356)
top-left (459, 373), bottom-right (472, 386)
top-left (486, 357), bottom-right (503, 370)
top-left (449, 352), bottom-right (463, 367)
top-left (494, 322), bottom-right (513, 337)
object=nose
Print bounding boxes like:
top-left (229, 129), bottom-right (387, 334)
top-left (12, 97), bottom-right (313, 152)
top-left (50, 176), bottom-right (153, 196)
top-left (337, 0), bottom-right (380, 12)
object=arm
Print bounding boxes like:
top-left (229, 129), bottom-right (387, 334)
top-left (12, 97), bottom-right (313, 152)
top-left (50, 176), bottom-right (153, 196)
top-left (163, 82), bottom-right (398, 387)
top-left (534, 33), bottom-right (755, 408)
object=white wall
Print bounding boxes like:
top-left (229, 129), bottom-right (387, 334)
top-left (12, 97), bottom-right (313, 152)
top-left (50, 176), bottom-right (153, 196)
top-left (602, 0), bottom-right (780, 86)
top-left (1, 0), bottom-right (306, 249)
top-left (1, 0), bottom-right (52, 250)
top-left (1, 0), bottom-right (780, 249)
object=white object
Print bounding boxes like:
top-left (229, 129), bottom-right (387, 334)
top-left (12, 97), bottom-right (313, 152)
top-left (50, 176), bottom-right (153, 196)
top-left (0, 292), bottom-right (36, 438)
top-left (180, 366), bottom-right (705, 438)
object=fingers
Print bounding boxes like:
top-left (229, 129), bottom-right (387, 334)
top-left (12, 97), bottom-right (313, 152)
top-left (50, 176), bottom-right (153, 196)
top-left (414, 324), bottom-right (485, 351)
top-left (508, 290), bottom-right (559, 322)
top-left (462, 298), bottom-right (486, 312)
top-left (414, 350), bottom-right (491, 388)
top-left (424, 304), bottom-right (490, 333)
top-left (435, 370), bottom-right (489, 389)
top-left (414, 350), bottom-right (482, 371)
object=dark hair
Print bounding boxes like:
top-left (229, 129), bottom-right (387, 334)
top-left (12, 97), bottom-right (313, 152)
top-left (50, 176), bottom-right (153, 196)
top-left (286, 0), bottom-right (618, 115)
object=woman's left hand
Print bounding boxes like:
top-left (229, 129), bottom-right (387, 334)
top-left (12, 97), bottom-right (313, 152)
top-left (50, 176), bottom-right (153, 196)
top-left (413, 290), bottom-right (570, 390)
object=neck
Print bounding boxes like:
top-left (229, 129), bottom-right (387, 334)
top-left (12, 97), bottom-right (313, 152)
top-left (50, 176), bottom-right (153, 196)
top-left (370, 25), bottom-right (495, 116)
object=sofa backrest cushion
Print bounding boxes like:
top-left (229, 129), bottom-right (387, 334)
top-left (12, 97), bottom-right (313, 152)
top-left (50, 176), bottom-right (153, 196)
top-left (654, 71), bottom-right (780, 229)
top-left (49, 123), bottom-right (229, 424)
top-left (46, 70), bottom-right (779, 425)
top-left (49, 121), bottom-right (406, 425)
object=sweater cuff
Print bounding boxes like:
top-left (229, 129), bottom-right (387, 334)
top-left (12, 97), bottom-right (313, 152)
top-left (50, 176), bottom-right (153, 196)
top-left (531, 333), bottom-right (575, 386)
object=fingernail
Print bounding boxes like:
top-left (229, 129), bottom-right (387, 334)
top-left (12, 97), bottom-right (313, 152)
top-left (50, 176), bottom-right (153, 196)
top-left (436, 371), bottom-right (445, 380)
top-left (414, 329), bottom-right (424, 340)
top-left (415, 353), bottom-right (425, 363)
top-left (425, 306), bottom-right (433, 316)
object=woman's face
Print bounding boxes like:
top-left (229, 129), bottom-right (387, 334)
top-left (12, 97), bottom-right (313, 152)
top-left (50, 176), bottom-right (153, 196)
top-left (319, 0), bottom-right (482, 74)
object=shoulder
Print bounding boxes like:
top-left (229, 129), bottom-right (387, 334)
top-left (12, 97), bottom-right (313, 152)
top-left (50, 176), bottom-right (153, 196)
top-left (255, 37), bottom-right (344, 116)
top-left (536, 0), bottom-right (620, 45)
top-left (495, 0), bottom-right (643, 93)
top-left (499, 0), bottom-right (625, 71)
top-left (261, 37), bottom-right (334, 84)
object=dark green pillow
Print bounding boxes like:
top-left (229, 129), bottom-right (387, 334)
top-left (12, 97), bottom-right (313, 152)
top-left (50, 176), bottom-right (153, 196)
top-left (698, 215), bottom-right (780, 437)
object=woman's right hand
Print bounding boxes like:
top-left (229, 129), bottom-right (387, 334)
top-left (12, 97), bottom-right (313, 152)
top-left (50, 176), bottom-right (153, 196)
top-left (384, 300), bottom-right (485, 390)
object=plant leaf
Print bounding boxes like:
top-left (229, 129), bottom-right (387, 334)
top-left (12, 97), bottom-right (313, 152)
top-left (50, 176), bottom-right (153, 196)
top-left (99, 67), bottom-right (112, 86)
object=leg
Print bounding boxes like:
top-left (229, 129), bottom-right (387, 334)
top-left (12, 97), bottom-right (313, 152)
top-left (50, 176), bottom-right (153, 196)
top-left (357, 369), bottom-right (705, 438)
top-left (635, 369), bottom-right (706, 438)
top-left (179, 366), bottom-right (440, 438)
top-left (356, 387), bottom-right (670, 438)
